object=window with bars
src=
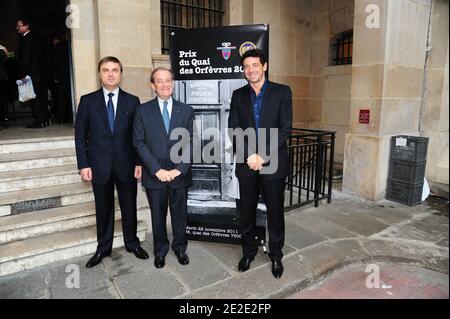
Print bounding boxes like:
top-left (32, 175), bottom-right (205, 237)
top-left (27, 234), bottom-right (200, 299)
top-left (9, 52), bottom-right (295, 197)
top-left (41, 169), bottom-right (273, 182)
top-left (161, 0), bottom-right (225, 54)
top-left (329, 31), bottom-right (353, 65)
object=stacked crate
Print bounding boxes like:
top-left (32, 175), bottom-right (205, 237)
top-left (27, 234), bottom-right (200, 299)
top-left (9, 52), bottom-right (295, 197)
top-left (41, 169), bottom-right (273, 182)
top-left (386, 136), bottom-right (429, 206)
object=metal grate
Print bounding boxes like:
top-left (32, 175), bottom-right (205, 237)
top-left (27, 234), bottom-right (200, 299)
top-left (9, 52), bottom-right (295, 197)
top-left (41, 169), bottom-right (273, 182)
top-left (330, 30), bottom-right (353, 65)
top-left (11, 197), bottom-right (61, 214)
top-left (161, 0), bottom-right (225, 54)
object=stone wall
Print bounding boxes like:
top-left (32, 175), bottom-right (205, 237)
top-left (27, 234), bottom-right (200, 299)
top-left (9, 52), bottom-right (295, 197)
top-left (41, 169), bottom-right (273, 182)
top-left (343, 0), bottom-right (433, 200)
top-left (71, 0), bottom-right (161, 106)
top-left (70, 0), bottom-right (100, 105)
top-left (310, 0), bottom-right (354, 163)
top-left (420, 0), bottom-right (449, 189)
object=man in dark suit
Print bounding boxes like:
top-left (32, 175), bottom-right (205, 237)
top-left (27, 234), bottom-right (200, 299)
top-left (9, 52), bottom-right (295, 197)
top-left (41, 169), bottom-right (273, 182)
top-left (16, 18), bottom-right (49, 128)
top-left (0, 46), bottom-right (9, 126)
top-left (50, 32), bottom-right (72, 124)
top-left (75, 56), bottom-right (149, 268)
top-left (228, 49), bottom-right (292, 278)
top-left (133, 67), bottom-right (193, 269)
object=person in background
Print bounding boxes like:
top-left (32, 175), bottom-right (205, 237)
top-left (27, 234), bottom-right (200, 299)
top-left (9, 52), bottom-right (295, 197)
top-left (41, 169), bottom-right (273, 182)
top-left (16, 17), bottom-right (49, 128)
top-left (50, 31), bottom-right (72, 124)
top-left (0, 45), bottom-right (9, 127)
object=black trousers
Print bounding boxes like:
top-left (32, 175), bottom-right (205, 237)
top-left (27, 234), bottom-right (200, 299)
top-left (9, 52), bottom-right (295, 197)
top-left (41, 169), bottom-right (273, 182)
top-left (238, 176), bottom-right (286, 261)
top-left (30, 80), bottom-right (48, 125)
top-left (92, 171), bottom-right (140, 254)
top-left (52, 81), bottom-right (72, 123)
top-left (145, 187), bottom-right (188, 258)
top-left (0, 80), bottom-right (8, 120)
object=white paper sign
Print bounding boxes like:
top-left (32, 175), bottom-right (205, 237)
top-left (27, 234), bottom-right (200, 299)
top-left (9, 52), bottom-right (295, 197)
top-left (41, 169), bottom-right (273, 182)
top-left (395, 138), bottom-right (407, 147)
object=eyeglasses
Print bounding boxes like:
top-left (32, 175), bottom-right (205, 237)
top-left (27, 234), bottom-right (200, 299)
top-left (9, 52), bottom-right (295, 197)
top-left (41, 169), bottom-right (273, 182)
top-left (16, 25), bottom-right (24, 29)
top-left (154, 79), bottom-right (173, 85)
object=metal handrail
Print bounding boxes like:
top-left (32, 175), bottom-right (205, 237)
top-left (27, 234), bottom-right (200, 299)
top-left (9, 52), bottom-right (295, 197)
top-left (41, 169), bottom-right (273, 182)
top-left (286, 129), bottom-right (336, 210)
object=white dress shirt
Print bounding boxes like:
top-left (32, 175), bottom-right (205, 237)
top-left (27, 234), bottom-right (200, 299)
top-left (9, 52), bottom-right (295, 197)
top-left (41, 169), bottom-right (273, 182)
top-left (157, 96), bottom-right (173, 118)
top-left (103, 87), bottom-right (120, 118)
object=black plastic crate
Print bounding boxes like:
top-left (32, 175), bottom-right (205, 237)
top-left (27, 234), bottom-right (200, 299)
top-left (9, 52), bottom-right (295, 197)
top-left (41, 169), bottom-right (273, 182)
top-left (389, 159), bottom-right (426, 184)
top-left (386, 179), bottom-right (423, 206)
top-left (390, 136), bottom-right (429, 162)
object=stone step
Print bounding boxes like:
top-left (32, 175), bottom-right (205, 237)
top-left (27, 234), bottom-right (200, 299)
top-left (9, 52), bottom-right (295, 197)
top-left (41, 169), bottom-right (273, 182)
top-left (0, 220), bottom-right (147, 277)
top-left (0, 165), bottom-right (80, 193)
top-left (0, 202), bottom-right (148, 244)
top-left (0, 148), bottom-right (77, 172)
top-left (0, 136), bottom-right (75, 154)
top-left (0, 182), bottom-right (93, 217)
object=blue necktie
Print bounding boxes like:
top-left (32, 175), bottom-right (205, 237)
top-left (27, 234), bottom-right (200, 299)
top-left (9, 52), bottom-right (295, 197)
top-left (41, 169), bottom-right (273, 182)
top-left (162, 100), bottom-right (170, 133)
top-left (107, 92), bottom-right (115, 133)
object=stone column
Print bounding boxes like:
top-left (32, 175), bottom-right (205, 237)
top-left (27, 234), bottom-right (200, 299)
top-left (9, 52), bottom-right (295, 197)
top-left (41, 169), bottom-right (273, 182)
top-left (70, 0), bottom-right (100, 106)
top-left (420, 0), bottom-right (449, 194)
top-left (71, 0), bottom-right (161, 105)
top-left (343, 0), bottom-right (432, 200)
top-left (97, 0), bottom-right (156, 102)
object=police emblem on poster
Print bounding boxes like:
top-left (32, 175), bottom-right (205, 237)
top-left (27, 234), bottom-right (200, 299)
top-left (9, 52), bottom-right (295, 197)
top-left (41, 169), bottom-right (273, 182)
top-left (217, 42), bottom-right (236, 61)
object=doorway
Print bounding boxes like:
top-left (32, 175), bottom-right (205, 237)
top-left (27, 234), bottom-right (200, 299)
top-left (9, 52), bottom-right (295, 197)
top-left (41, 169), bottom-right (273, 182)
top-left (0, 0), bottom-right (75, 129)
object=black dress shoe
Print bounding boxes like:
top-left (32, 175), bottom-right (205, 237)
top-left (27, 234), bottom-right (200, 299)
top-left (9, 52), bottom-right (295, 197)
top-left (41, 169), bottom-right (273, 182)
top-left (85, 251), bottom-right (111, 268)
top-left (174, 251), bottom-right (189, 265)
top-left (26, 121), bottom-right (38, 128)
top-left (238, 256), bottom-right (254, 272)
top-left (271, 259), bottom-right (284, 278)
top-left (27, 122), bottom-right (48, 129)
top-left (154, 256), bottom-right (165, 268)
top-left (126, 246), bottom-right (149, 260)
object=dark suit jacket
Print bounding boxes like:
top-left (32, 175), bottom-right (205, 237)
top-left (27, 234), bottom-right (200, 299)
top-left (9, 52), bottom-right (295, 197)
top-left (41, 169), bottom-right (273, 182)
top-left (17, 32), bottom-right (41, 82)
top-left (133, 97), bottom-right (194, 189)
top-left (75, 88), bottom-right (141, 185)
top-left (228, 81), bottom-right (292, 181)
top-left (0, 49), bottom-right (7, 81)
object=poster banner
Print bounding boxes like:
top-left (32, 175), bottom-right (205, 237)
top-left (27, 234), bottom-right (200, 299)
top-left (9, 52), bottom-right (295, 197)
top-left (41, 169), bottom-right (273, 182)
top-left (170, 24), bottom-right (269, 245)
top-left (170, 24), bottom-right (269, 80)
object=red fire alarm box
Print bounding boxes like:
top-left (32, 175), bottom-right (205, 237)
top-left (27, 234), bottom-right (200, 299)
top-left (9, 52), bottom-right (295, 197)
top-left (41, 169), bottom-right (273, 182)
top-left (359, 109), bottom-right (370, 124)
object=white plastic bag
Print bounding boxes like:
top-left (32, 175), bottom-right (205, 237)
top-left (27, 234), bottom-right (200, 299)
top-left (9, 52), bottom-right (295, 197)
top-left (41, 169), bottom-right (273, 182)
top-left (422, 178), bottom-right (430, 201)
top-left (16, 75), bottom-right (36, 102)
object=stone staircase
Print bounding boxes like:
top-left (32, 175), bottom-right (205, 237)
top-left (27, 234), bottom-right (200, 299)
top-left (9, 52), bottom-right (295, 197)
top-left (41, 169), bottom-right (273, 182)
top-left (0, 135), bottom-right (148, 277)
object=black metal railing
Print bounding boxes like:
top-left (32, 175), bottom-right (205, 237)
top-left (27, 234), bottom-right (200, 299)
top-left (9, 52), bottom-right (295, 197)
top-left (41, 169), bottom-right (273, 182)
top-left (286, 128), bottom-right (336, 210)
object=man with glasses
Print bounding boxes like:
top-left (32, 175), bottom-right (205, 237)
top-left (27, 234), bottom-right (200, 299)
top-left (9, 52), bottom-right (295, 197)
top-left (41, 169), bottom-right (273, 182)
top-left (16, 18), bottom-right (49, 128)
top-left (133, 67), bottom-right (194, 269)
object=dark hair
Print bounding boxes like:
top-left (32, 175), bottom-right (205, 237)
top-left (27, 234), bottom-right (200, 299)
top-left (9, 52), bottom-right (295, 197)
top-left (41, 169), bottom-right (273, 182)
top-left (97, 56), bottom-right (123, 73)
top-left (240, 49), bottom-right (267, 66)
top-left (16, 17), bottom-right (30, 28)
top-left (150, 67), bottom-right (174, 83)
